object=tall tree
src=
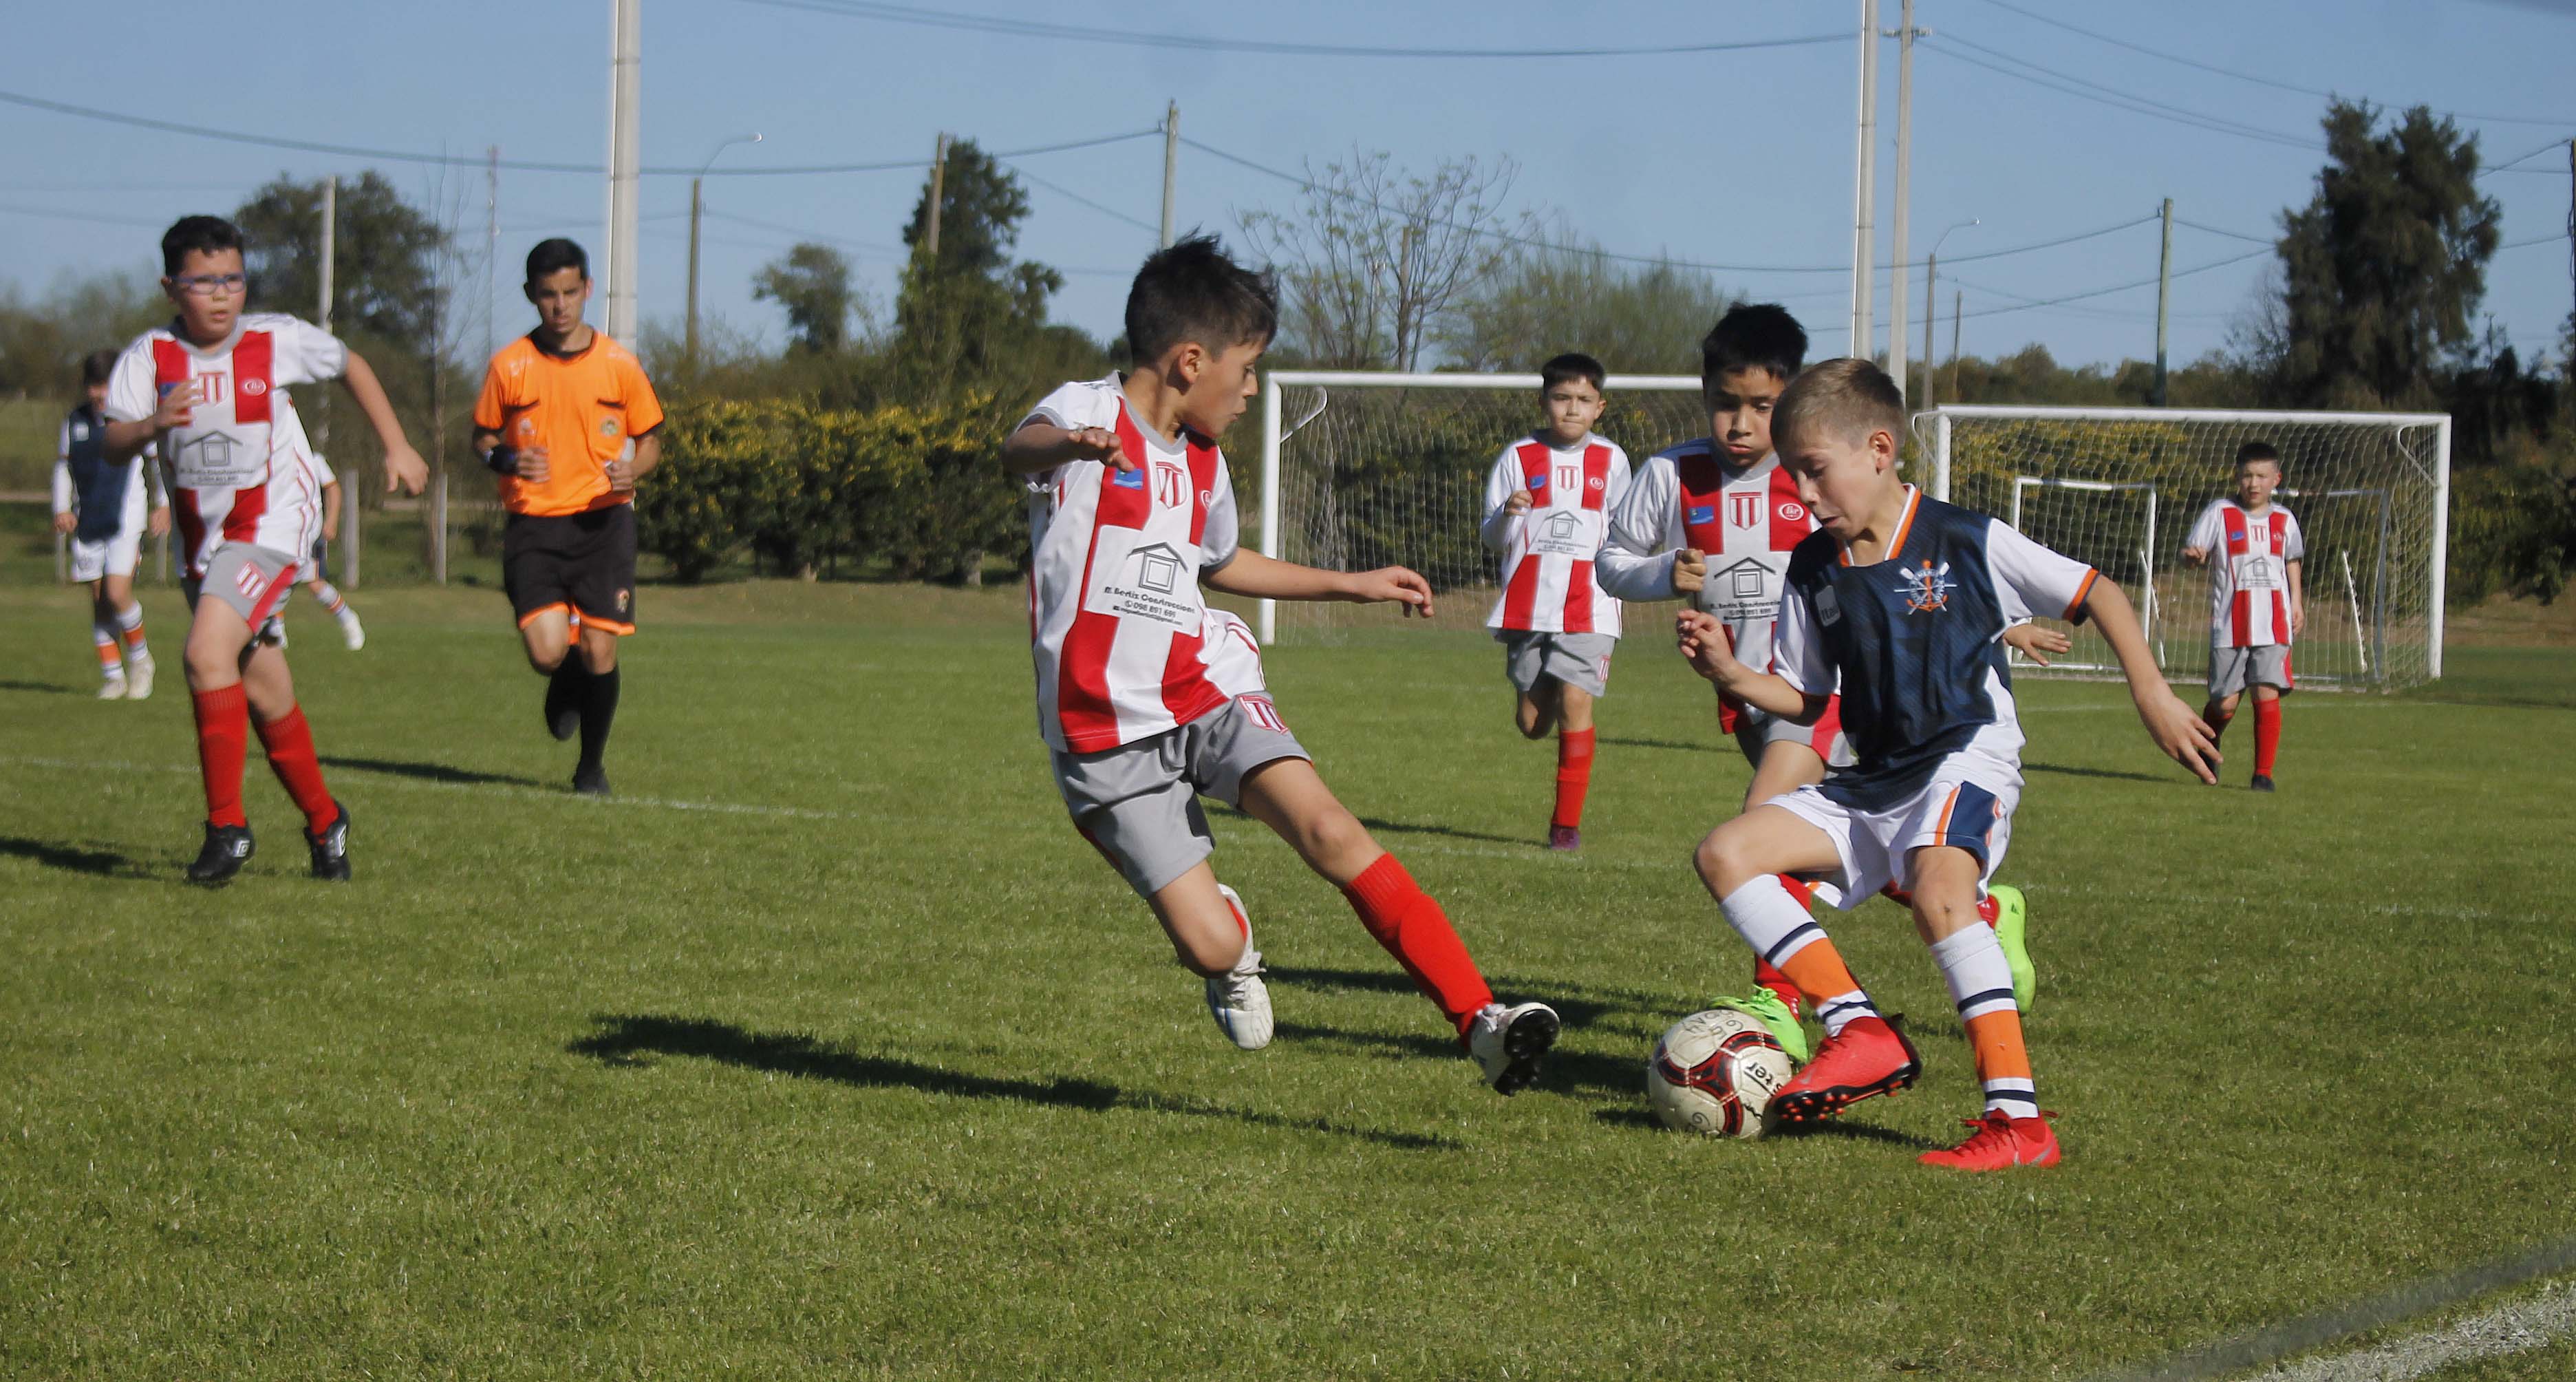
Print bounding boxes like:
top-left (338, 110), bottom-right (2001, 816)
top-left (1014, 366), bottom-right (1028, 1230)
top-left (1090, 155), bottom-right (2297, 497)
top-left (892, 138), bottom-right (1075, 394)
top-left (232, 171), bottom-right (446, 342)
top-left (753, 243), bottom-right (857, 354)
top-left (2268, 100), bottom-right (2501, 409)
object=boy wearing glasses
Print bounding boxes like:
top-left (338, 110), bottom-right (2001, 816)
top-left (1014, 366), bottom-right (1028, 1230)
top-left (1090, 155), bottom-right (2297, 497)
top-left (100, 215), bottom-right (429, 885)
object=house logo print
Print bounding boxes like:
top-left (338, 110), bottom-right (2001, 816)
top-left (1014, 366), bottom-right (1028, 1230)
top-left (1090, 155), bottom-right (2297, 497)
top-left (1129, 542), bottom-right (1184, 595)
top-left (182, 429), bottom-right (240, 472)
top-left (1543, 512), bottom-right (1580, 544)
top-left (1713, 556), bottom-right (1771, 600)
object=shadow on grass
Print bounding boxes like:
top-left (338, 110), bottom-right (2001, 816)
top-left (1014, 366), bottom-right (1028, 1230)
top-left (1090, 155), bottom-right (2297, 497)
top-left (319, 756), bottom-right (547, 788)
top-left (1587, 1107), bottom-right (1938, 1149)
top-left (0, 836), bottom-right (151, 879)
top-left (1203, 802), bottom-right (1534, 849)
top-left (2025, 760), bottom-right (2183, 787)
top-left (1598, 736), bottom-right (1720, 754)
top-left (1266, 965), bottom-right (1646, 1030)
top-left (568, 1014), bottom-right (1460, 1152)
top-left (0, 679), bottom-right (76, 695)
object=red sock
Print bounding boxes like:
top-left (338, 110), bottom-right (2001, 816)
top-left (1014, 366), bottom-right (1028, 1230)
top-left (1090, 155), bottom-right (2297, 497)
top-left (254, 704), bottom-right (338, 834)
top-left (1552, 727), bottom-right (1596, 830)
top-left (2253, 697), bottom-right (2281, 776)
top-left (1342, 853), bottom-right (1496, 1036)
top-left (2204, 707), bottom-right (2233, 747)
top-left (191, 685), bottom-right (250, 828)
top-left (1752, 876), bottom-right (1816, 1012)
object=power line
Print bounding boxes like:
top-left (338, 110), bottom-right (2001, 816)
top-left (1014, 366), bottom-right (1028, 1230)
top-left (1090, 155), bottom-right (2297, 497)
top-left (0, 201), bottom-right (177, 229)
top-left (740, 0), bottom-right (1847, 59)
top-left (2174, 217), bottom-right (2274, 245)
top-left (1956, 247), bottom-right (2272, 321)
top-left (1923, 35), bottom-right (2323, 151)
top-left (1004, 163), bottom-right (1161, 237)
top-left (1965, 0), bottom-right (2576, 130)
top-left (2480, 138), bottom-right (2576, 180)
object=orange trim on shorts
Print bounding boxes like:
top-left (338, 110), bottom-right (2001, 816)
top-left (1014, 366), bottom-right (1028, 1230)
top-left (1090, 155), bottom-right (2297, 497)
top-left (1932, 785), bottom-right (1962, 840)
top-left (516, 602), bottom-right (572, 630)
top-left (2063, 568), bottom-right (2099, 620)
top-left (573, 610), bottom-right (636, 636)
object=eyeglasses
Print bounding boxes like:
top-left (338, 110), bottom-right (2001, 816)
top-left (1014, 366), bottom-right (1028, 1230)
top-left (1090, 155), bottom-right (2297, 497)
top-left (171, 272), bottom-right (247, 297)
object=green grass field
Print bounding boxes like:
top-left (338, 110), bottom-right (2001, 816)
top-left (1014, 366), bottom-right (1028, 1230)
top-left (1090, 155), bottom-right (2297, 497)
top-left (4, 563), bottom-right (2573, 1379)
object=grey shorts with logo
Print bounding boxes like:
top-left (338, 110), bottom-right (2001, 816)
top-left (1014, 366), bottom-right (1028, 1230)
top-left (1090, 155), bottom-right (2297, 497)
top-left (2207, 644), bottom-right (2294, 697)
top-left (1499, 630), bottom-right (1616, 698)
top-left (182, 542), bottom-right (303, 641)
top-left (1730, 696), bottom-right (1855, 770)
top-left (1052, 696), bottom-right (1312, 897)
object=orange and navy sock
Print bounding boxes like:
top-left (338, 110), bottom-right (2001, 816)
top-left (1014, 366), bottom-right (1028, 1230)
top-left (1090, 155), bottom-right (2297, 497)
top-left (254, 704), bottom-right (339, 834)
top-left (1341, 852), bottom-right (1495, 1037)
top-left (93, 623), bottom-right (122, 679)
top-left (308, 582), bottom-right (348, 617)
top-left (1552, 727), bottom-right (1595, 830)
top-left (1929, 924), bottom-right (2036, 1117)
top-left (191, 684), bottom-right (250, 828)
top-left (115, 602), bottom-right (148, 659)
top-left (2253, 697), bottom-right (2281, 777)
top-left (1721, 876), bottom-right (1877, 1035)
top-left (1752, 875), bottom-right (1819, 1012)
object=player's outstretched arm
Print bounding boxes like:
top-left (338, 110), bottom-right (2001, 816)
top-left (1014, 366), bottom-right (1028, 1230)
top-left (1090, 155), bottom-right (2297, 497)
top-left (2001, 620), bottom-right (2073, 666)
top-left (2081, 578), bottom-right (2220, 783)
top-left (1204, 549), bottom-right (1432, 617)
top-left (341, 350), bottom-right (428, 495)
top-left (1675, 609), bottom-right (1823, 722)
top-left (1003, 421), bottom-right (1129, 474)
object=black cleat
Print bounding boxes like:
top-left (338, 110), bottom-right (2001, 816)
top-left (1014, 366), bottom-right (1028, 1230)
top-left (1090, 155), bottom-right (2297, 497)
top-left (572, 763), bottom-right (611, 797)
top-left (544, 669), bottom-right (581, 741)
top-left (305, 802), bottom-right (352, 880)
top-left (186, 822), bottom-right (255, 886)
top-left (2250, 774), bottom-right (2276, 792)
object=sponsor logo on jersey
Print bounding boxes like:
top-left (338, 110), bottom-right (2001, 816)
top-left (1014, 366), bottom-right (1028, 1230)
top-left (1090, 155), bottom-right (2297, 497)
top-left (1526, 472), bottom-right (1547, 489)
top-left (1778, 502), bottom-right (1806, 522)
top-left (1110, 467), bottom-right (1145, 489)
top-left (1128, 542), bottom-right (1184, 595)
top-left (1686, 504), bottom-right (1715, 526)
top-left (239, 378), bottom-right (268, 398)
top-left (1897, 559), bottom-right (1955, 614)
top-left (616, 587), bottom-right (632, 612)
top-left (1587, 474), bottom-right (1605, 491)
top-left (597, 416), bottom-right (620, 438)
top-left (1815, 586), bottom-right (1842, 626)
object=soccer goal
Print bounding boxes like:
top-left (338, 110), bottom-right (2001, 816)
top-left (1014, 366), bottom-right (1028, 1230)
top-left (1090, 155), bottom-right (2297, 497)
top-left (1252, 370), bottom-right (1709, 645)
top-left (1915, 405), bottom-right (2451, 689)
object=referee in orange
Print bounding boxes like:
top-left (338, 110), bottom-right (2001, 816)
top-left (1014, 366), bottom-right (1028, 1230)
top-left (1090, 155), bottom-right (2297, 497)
top-left (472, 239), bottom-right (665, 796)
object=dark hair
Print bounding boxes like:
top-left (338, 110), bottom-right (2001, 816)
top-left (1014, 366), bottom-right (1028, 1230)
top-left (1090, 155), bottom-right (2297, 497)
top-left (526, 238), bottom-right (590, 283)
top-left (1540, 352), bottom-right (1607, 395)
top-left (2235, 440), bottom-right (2282, 469)
top-left (1772, 357), bottom-right (1905, 455)
top-left (160, 215), bottom-right (243, 276)
top-left (1124, 233), bottom-right (1277, 365)
top-left (81, 349), bottom-right (120, 387)
top-left (1701, 303), bottom-right (1807, 390)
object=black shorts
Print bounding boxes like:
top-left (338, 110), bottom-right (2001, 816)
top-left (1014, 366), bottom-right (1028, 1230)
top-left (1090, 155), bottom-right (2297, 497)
top-left (504, 504), bottom-right (638, 635)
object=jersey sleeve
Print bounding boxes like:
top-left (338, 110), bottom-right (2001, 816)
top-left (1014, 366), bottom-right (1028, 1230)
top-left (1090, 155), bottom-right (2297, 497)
top-left (471, 354), bottom-right (510, 432)
top-left (273, 316), bottom-right (350, 385)
top-left (2282, 511), bottom-right (2306, 562)
top-left (1985, 518), bottom-right (2099, 624)
top-left (621, 352), bottom-right (666, 436)
top-left (2184, 500), bottom-right (2224, 555)
top-left (1770, 580), bottom-right (1833, 696)
top-left (1020, 379), bottom-right (1113, 434)
top-left (102, 340), bottom-right (158, 424)
top-left (1201, 458), bottom-right (1241, 571)
top-left (1596, 453), bottom-right (1682, 601)
top-left (1477, 446), bottom-right (1523, 552)
top-left (50, 454), bottom-right (72, 515)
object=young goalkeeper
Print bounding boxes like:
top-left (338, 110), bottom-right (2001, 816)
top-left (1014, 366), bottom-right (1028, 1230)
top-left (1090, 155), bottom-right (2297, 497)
top-left (1679, 359), bottom-right (2216, 1169)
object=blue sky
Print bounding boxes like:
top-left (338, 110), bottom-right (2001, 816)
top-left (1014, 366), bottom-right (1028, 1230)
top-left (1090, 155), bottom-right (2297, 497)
top-left (3, 0), bottom-right (2570, 374)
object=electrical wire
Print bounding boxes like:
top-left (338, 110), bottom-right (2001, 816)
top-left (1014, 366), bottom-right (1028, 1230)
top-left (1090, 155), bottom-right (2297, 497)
top-left (2175, 217), bottom-right (2275, 245)
top-left (1003, 163), bottom-right (1161, 237)
top-left (1922, 36), bottom-right (2323, 151)
top-left (1954, 247), bottom-right (2272, 321)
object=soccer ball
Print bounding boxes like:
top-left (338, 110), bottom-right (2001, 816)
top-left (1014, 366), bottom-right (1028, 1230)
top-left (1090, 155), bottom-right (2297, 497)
top-left (1646, 1008), bottom-right (1796, 1139)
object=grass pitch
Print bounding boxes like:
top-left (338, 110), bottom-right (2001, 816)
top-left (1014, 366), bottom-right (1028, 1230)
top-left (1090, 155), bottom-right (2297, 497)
top-left (2, 571), bottom-right (2571, 1379)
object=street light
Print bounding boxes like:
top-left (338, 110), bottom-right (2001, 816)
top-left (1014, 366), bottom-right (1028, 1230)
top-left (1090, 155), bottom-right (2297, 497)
top-left (1922, 218), bottom-right (1979, 411)
top-left (687, 131), bottom-right (762, 363)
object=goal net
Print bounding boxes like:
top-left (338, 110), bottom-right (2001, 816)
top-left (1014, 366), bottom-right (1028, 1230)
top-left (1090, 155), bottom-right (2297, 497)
top-left (1915, 406), bottom-right (2451, 689)
top-left (1254, 371), bottom-right (1710, 644)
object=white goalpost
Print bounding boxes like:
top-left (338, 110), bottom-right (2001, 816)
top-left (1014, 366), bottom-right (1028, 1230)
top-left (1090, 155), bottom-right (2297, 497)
top-left (1918, 405), bottom-right (2451, 689)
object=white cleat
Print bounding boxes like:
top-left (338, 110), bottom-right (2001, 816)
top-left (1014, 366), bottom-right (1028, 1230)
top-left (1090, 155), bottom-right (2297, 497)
top-left (125, 656), bottom-right (154, 701)
top-left (1468, 1001), bottom-right (1560, 1096)
top-left (340, 612), bottom-right (366, 650)
top-left (96, 674), bottom-right (127, 701)
top-left (1203, 884), bottom-right (1274, 1051)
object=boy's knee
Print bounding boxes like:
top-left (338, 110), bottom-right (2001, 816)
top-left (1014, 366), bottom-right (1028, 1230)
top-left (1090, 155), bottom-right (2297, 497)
top-left (1302, 807), bottom-right (1372, 867)
top-left (1694, 830), bottom-right (1746, 893)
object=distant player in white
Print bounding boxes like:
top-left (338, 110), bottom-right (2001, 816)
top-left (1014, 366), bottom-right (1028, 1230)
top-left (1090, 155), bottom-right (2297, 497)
top-left (53, 349), bottom-right (168, 699)
top-left (1479, 352), bottom-right (1629, 851)
top-left (100, 214), bottom-right (428, 886)
top-left (270, 396), bottom-right (367, 650)
top-left (2180, 440), bottom-right (2304, 791)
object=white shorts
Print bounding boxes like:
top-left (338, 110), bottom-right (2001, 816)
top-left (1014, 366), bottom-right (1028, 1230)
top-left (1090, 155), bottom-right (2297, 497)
top-left (69, 526), bottom-right (144, 582)
top-left (1768, 750), bottom-right (2021, 911)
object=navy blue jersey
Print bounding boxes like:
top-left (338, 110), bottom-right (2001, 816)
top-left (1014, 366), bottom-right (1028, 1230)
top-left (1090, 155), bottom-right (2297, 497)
top-left (1775, 488), bottom-right (2096, 807)
top-left (61, 403), bottom-right (136, 542)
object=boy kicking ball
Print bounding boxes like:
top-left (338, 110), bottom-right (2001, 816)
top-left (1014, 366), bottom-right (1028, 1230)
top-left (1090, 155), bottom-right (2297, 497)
top-left (1679, 359), bottom-right (2216, 1169)
top-left (1004, 235), bottom-right (1560, 1094)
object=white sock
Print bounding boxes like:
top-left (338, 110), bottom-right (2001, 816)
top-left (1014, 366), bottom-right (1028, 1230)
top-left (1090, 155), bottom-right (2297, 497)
top-left (1928, 925), bottom-right (2035, 1116)
top-left (1721, 877), bottom-right (1878, 1036)
top-left (93, 624), bottom-right (122, 677)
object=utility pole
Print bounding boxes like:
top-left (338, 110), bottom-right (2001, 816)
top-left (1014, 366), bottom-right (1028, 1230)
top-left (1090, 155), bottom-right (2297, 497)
top-left (2154, 197), bottom-right (2174, 407)
top-left (925, 132), bottom-right (949, 258)
top-left (1849, 0), bottom-right (1878, 359)
top-left (603, 0), bottom-right (642, 342)
top-left (1950, 288), bottom-right (1962, 404)
top-left (1887, 0), bottom-right (1917, 397)
top-left (484, 147), bottom-right (499, 366)
top-left (1159, 101), bottom-right (1179, 248)
top-left (2564, 140), bottom-right (2573, 339)
top-left (1922, 247), bottom-right (1938, 412)
top-left (319, 176), bottom-right (343, 588)
top-left (687, 175), bottom-right (703, 361)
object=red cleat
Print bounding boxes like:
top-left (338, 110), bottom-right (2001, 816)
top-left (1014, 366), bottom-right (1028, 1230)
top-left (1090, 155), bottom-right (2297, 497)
top-left (1770, 1014), bottom-right (1921, 1125)
top-left (1918, 1109), bottom-right (2061, 1171)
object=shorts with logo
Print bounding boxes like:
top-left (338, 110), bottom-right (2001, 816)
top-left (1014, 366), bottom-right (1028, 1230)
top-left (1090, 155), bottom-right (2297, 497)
top-left (504, 503), bottom-right (638, 635)
top-left (182, 541), bottom-right (303, 639)
top-left (69, 527), bottom-right (144, 583)
top-left (1051, 696), bottom-right (1312, 897)
top-left (1767, 747), bottom-right (2020, 910)
top-left (1730, 694), bottom-right (1853, 770)
top-left (1499, 630), bottom-right (1615, 698)
top-left (2207, 643), bottom-right (2293, 697)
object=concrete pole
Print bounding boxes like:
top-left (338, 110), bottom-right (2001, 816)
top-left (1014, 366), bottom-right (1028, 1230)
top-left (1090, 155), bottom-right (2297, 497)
top-left (1848, 0), bottom-right (1878, 361)
top-left (1922, 251), bottom-right (1938, 412)
top-left (603, 0), bottom-right (642, 342)
top-left (2154, 197), bottom-right (2174, 407)
top-left (320, 176), bottom-right (343, 586)
top-left (1887, 0), bottom-right (1914, 395)
top-left (926, 132), bottom-right (949, 258)
top-left (1159, 101), bottom-right (1179, 248)
top-left (687, 176), bottom-right (702, 362)
top-left (1950, 288), bottom-right (1962, 401)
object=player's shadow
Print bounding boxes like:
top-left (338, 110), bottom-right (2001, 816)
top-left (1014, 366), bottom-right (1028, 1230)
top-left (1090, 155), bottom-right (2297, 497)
top-left (319, 756), bottom-right (547, 789)
top-left (1585, 1108), bottom-right (1938, 1148)
top-left (2024, 760), bottom-right (2180, 786)
top-left (1265, 966), bottom-right (1621, 1030)
top-left (566, 1014), bottom-right (1459, 1152)
top-left (1598, 736), bottom-right (1719, 754)
top-left (0, 679), bottom-right (76, 695)
top-left (0, 836), bottom-right (153, 879)
top-left (1205, 804), bottom-right (1534, 849)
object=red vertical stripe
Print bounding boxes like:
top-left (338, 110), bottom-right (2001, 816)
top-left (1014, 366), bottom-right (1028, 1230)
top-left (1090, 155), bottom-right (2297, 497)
top-left (151, 339), bottom-right (189, 392)
top-left (1676, 451), bottom-right (1726, 553)
top-left (1563, 560), bottom-right (1594, 632)
top-left (221, 483), bottom-right (267, 544)
top-left (2231, 590), bottom-right (2252, 647)
top-left (175, 489), bottom-right (206, 575)
top-left (231, 330), bottom-right (272, 425)
top-left (1766, 463), bottom-right (1810, 551)
top-left (1499, 544), bottom-right (1544, 628)
top-left (1054, 409), bottom-right (1155, 750)
top-left (1158, 432), bottom-right (1227, 724)
top-left (1579, 443), bottom-right (1610, 511)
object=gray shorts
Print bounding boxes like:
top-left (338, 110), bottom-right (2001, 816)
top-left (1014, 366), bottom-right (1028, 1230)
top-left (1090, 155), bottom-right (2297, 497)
top-left (183, 542), bottom-right (303, 639)
top-left (1051, 695), bottom-right (1312, 897)
top-left (1731, 693), bottom-right (1854, 770)
top-left (2207, 644), bottom-right (2295, 697)
top-left (1499, 630), bottom-right (1615, 698)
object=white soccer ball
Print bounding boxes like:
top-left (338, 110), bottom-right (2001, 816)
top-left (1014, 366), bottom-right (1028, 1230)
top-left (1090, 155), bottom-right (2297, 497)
top-left (1646, 1007), bottom-right (1796, 1139)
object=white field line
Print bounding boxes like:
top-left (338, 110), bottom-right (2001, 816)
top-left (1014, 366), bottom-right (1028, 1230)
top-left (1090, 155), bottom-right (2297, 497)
top-left (0, 754), bottom-right (879, 822)
top-left (2251, 1284), bottom-right (2576, 1380)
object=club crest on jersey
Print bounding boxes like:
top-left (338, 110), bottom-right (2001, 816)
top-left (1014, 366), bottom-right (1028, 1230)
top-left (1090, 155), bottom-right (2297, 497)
top-left (239, 377), bottom-right (268, 398)
top-left (1897, 559), bottom-right (1955, 614)
top-left (1779, 501), bottom-right (1805, 522)
top-left (1730, 493), bottom-right (1761, 527)
top-left (1587, 474), bottom-right (1605, 491)
top-left (1153, 463), bottom-right (1185, 507)
top-left (1686, 504), bottom-right (1716, 526)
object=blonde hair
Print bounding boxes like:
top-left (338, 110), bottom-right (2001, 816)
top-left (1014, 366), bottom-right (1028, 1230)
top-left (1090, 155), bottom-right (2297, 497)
top-left (1772, 357), bottom-right (1904, 455)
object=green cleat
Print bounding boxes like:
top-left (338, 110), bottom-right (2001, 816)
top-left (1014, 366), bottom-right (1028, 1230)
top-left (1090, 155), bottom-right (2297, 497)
top-left (1713, 988), bottom-right (1810, 1065)
top-left (1988, 883), bottom-right (2035, 1014)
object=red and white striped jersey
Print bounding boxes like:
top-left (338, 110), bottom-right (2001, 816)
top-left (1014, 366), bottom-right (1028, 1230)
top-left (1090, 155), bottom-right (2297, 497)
top-left (103, 313), bottom-right (347, 577)
top-left (2187, 499), bottom-right (2304, 647)
top-left (1021, 376), bottom-right (1241, 754)
top-left (1200, 608), bottom-right (1267, 700)
top-left (1480, 434), bottom-right (1629, 635)
top-left (1600, 440), bottom-right (1816, 673)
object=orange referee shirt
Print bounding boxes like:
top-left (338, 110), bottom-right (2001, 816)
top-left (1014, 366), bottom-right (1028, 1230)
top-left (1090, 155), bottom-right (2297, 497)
top-left (473, 331), bottom-right (665, 517)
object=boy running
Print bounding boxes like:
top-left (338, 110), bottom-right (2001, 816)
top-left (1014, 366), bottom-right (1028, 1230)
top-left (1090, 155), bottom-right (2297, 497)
top-left (1479, 352), bottom-right (1629, 851)
top-left (2180, 442), bottom-right (2302, 791)
top-left (53, 349), bottom-right (168, 699)
top-left (295, 451), bottom-right (367, 650)
top-left (1679, 359), bottom-right (2217, 1169)
top-left (100, 215), bottom-right (429, 884)
top-left (471, 239), bottom-right (665, 797)
top-left (1005, 235), bottom-right (1560, 1094)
